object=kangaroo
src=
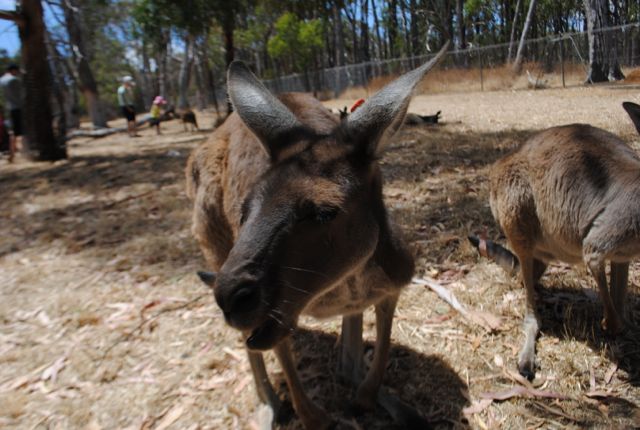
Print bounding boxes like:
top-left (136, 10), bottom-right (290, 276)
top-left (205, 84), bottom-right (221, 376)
top-left (186, 45), bottom-right (449, 428)
top-left (180, 109), bottom-right (199, 132)
top-left (485, 103), bottom-right (640, 380)
top-left (404, 110), bottom-right (442, 125)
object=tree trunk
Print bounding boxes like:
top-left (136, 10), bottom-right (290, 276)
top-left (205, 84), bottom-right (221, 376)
top-left (409, 0), bottom-right (420, 56)
top-left (199, 35), bottom-right (220, 116)
top-left (513, 0), bottom-right (538, 74)
top-left (388, 0), bottom-right (398, 58)
top-left (43, 30), bottom-right (67, 142)
top-left (45, 29), bottom-right (78, 129)
top-left (156, 30), bottom-right (170, 100)
top-left (332, 1), bottom-right (346, 97)
top-left (0, 1), bottom-right (66, 160)
top-left (456, 0), bottom-right (466, 50)
top-left (62, 0), bottom-right (107, 128)
top-left (583, 0), bottom-right (625, 82)
top-left (222, 13), bottom-right (235, 114)
top-left (333, 2), bottom-right (345, 67)
top-left (177, 34), bottom-right (193, 110)
top-left (361, 0), bottom-right (372, 79)
top-left (140, 40), bottom-right (154, 111)
top-left (507, 0), bottom-right (522, 61)
top-left (371, 0), bottom-right (385, 60)
top-left (343, 2), bottom-right (359, 63)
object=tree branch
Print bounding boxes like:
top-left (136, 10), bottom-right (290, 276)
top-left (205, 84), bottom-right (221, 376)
top-left (0, 9), bottom-right (23, 24)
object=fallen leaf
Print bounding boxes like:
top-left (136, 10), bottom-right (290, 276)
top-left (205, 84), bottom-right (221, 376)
top-left (585, 390), bottom-right (617, 399)
top-left (155, 403), bottom-right (185, 430)
top-left (233, 374), bottom-right (252, 395)
top-left (604, 363), bottom-right (617, 385)
top-left (41, 356), bottom-right (67, 383)
top-left (493, 354), bottom-right (504, 368)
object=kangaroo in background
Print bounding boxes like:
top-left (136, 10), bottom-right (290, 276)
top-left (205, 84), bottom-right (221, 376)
top-left (180, 109), bottom-right (199, 132)
top-left (186, 45), bottom-right (449, 428)
top-left (474, 103), bottom-right (640, 380)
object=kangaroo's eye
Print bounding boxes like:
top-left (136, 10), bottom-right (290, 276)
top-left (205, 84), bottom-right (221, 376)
top-left (314, 206), bottom-right (339, 224)
top-left (240, 200), bottom-right (250, 225)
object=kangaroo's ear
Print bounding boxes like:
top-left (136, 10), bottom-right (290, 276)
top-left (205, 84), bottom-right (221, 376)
top-left (344, 42), bottom-right (449, 157)
top-left (227, 61), bottom-right (305, 160)
top-left (622, 102), bottom-right (640, 135)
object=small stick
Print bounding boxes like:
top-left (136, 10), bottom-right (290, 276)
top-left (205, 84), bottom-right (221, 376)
top-left (412, 277), bottom-right (502, 332)
top-left (98, 295), bottom-right (205, 364)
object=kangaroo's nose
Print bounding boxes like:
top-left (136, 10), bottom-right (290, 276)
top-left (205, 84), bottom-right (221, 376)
top-left (227, 285), bottom-right (261, 314)
top-left (215, 281), bottom-right (261, 316)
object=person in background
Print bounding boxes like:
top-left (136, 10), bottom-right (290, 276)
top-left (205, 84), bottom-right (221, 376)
top-left (150, 96), bottom-right (167, 135)
top-left (0, 104), bottom-right (11, 161)
top-left (0, 64), bottom-right (23, 163)
top-left (117, 75), bottom-right (139, 137)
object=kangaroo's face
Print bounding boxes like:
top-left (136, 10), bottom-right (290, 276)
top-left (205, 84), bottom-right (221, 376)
top-left (198, 44), bottom-right (449, 350)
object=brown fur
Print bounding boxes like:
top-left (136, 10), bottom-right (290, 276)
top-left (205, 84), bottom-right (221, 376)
top-left (490, 123), bottom-right (640, 379)
top-left (186, 49), bottom-right (448, 427)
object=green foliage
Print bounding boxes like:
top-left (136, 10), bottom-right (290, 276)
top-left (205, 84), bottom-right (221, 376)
top-left (267, 12), bottom-right (323, 72)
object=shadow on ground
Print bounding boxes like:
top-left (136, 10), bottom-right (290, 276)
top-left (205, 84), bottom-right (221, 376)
top-left (535, 282), bottom-right (640, 387)
top-left (273, 328), bottom-right (471, 429)
top-left (0, 149), bottom-right (194, 262)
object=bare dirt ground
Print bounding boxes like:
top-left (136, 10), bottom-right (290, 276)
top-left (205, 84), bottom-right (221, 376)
top-left (1, 85), bottom-right (640, 430)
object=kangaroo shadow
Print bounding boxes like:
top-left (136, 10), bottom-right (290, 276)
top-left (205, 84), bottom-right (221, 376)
top-left (534, 281), bottom-right (640, 386)
top-left (273, 328), bottom-right (470, 429)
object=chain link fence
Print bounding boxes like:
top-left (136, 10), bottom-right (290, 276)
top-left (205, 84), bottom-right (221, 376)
top-left (261, 22), bottom-right (640, 98)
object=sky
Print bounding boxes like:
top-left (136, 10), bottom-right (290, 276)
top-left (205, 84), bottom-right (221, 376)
top-left (0, 1), bottom-right (20, 56)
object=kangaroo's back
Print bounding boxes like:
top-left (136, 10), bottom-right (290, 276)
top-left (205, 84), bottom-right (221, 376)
top-left (491, 124), bottom-right (640, 253)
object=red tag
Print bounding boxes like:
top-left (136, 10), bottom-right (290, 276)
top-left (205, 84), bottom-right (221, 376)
top-left (350, 98), bottom-right (365, 112)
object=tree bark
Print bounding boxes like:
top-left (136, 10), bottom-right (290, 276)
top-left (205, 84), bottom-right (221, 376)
top-left (156, 31), bottom-right (170, 100)
top-left (62, 0), bottom-right (107, 128)
top-left (409, 0), bottom-right (420, 56)
top-left (507, 0), bottom-right (522, 61)
top-left (333, 2), bottom-right (345, 67)
top-left (1, 1), bottom-right (66, 160)
top-left (371, 0), bottom-right (385, 60)
top-left (177, 34), bottom-right (193, 110)
top-left (343, 2), bottom-right (359, 63)
top-left (221, 12), bottom-right (235, 114)
top-left (456, 0), bottom-right (466, 50)
top-left (45, 29), bottom-right (78, 129)
top-left (43, 30), bottom-right (67, 142)
top-left (198, 34), bottom-right (220, 115)
top-left (513, 0), bottom-right (538, 74)
top-left (388, 0), bottom-right (398, 58)
top-left (361, 0), bottom-right (372, 78)
top-left (140, 40), bottom-right (154, 111)
top-left (583, 0), bottom-right (625, 82)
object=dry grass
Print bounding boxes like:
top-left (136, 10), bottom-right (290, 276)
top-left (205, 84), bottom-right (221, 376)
top-left (339, 62), bottom-right (640, 100)
top-left (1, 87), bottom-right (640, 430)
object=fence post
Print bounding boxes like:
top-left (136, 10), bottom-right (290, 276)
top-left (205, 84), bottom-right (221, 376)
top-left (560, 37), bottom-right (566, 88)
top-left (479, 50), bottom-right (484, 91)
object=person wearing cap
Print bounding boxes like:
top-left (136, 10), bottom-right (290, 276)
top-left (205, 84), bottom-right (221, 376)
top-left (0, 64), bottom-right (23, 162)
top-left (149, 95), bottom-right (167, 135)
top-left (117, 76), bottom-right (139, 137)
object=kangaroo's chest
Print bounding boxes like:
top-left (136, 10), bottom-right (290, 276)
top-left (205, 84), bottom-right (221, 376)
top-left (303, 263), bottom-right (391, 319)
